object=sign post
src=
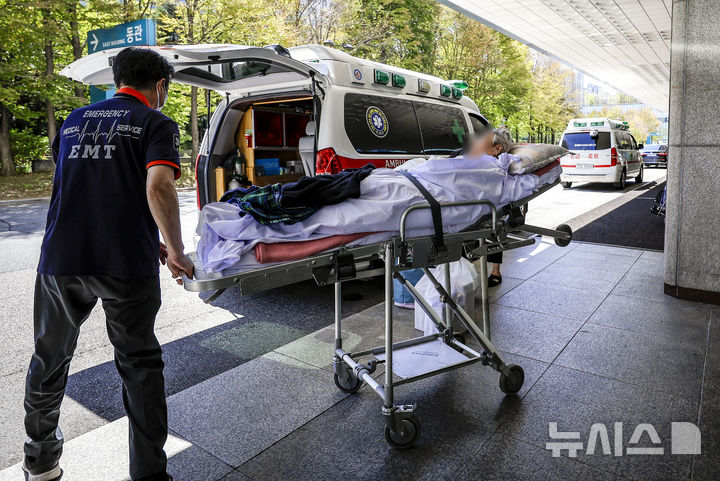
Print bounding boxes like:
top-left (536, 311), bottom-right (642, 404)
top-left (87, 19), bottom-right (157, 103)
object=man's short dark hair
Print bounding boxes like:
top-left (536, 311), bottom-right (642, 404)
top-left (113, 47), bottom-right (175, 89)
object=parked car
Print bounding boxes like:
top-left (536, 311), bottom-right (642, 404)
top-left (640, 144), bottom-right (668, 168)
top-left (558, 117), bottom-right (644, 190)
top-left (62, 44), bottom-right (491, 209)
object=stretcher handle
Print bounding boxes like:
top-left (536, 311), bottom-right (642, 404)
top-left (399, 199), bottom-right (498, 242)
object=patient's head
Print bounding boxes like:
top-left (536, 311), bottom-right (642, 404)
top-left (466, 127), bottom-right (513, 158)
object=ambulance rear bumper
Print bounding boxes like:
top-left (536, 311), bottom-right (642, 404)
top-left (560, 166), bottom-right (621, 184)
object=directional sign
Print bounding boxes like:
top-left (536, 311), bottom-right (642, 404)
top-left (87, 19), bottom-right (157, 54)
top-left (86, 20), bottom-right (157, 103)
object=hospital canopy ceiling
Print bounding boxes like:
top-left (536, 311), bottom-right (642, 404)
top-left (437, 0), bottom-right (671, 111)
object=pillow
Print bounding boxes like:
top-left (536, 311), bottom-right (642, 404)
top-left (507, 143), bottom-right (568, 174)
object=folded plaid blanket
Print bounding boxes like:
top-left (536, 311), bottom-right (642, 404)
top-left (220, 184), bottom-right (314, 225)
top-left (219, 164), bottom-right (376, 225)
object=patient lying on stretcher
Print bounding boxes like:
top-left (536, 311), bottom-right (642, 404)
top-left (196, 130), bottom-right (564, 273)
top-left (396, 127), bottom-right (513, 172)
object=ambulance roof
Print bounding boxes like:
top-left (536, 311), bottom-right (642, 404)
top-left (289, 45), bottom-right (479, 111)
top-left (565, 117), bottom-right (629, 131)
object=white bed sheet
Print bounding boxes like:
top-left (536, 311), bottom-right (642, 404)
top-left (196, 153), bottom-right (561, 273)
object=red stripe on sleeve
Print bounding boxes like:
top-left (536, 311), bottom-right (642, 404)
top-left (147, 160), bottom-right (181, 180)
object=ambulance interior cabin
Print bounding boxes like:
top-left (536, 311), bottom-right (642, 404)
top-left (210, 96), bottom-right (315, 201)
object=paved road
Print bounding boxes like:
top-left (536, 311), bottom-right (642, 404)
top-left (524, 166), bottom-right (666, 229)
top-left (0, 190), bottom-right (384, 469)
top-left (0, 168), bottom-right (666, 469)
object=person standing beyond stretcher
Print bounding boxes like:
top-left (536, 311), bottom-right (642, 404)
top-left (455, 127), bottom-right (514, 287)
top-left (22, 47), bottom-right (194, 481)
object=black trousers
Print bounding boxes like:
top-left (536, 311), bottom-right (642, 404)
top-left (24, 274), bottom-right (167, 480)
top-left (487, 252), bottom-right (503, 264)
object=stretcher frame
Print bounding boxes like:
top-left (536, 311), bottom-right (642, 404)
top-left (183, 178), bottom-right (572, 447)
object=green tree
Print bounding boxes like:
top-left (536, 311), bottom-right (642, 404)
top-left (588, 106), bottom-right (660, 143)
top-left (280, 0), bottom-right (351, 44)
top-left (346, 0), bottom-right (439, 72)
top-left (0, 0), bottom-right (596, 177)
top-left (0, 0), bottom-right (43, 175)
top-left (158, 0), bottom-right (295, 161)
top-left (526, 55), bottom-right (579, 142)
top-left (433, 9), bottom-right (531, 128)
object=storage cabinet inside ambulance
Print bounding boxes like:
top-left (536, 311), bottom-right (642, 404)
top-left (211, 97), bottom-right (315, 201)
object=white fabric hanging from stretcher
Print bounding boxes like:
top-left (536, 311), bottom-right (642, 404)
top-left (196, 153), bottom-right (562, 273)
top-left (413, 258), bottom-right (479, 336)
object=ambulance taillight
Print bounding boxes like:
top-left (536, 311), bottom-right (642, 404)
top-left (316, 147), bottom-right (342, 175)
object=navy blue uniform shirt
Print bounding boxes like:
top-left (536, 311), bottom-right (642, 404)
top-left (38, 88), bottom-right (181, 278)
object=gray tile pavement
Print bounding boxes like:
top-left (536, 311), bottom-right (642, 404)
top-left (2, 241), bottom-right (719, 481)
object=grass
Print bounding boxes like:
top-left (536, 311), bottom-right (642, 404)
top-left (0, 172), bottom-right (55, 200)
top-left (0, 163), bottom-right (196, 201)
top-left (177, 163), bottom-right (197, 189)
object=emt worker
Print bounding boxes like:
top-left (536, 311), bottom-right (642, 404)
top-left (22, 47), bottom-right (193, 481)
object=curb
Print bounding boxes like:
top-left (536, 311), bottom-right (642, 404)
top-left (0, 197), bottom-right (51, 204)
top-left (0, 187), bottom-right (197, 205)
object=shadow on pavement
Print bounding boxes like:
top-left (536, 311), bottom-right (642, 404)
top-left (66, 277), bottom-right (384, 421)
top-left (571, 182), bottom-right (666, 250)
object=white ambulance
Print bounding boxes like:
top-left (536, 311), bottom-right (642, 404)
top-left (559, 117), bottom-right (644, 189)
top-left (62, 44), bottom-right (491, 208)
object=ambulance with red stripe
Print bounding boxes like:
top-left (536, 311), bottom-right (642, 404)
top-left (62, 43), bottom-right (490, 208)
top-left (559, 117), bottom-right (644, 190)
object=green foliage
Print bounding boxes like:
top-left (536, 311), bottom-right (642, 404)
top-left (163, 84), bottom-right (193, 146)
top-left (526, 55), bottom-right (580, 139)
top-left (2, 0), bottom-right (585, 175)
top-left (587, 106), bottom-right (660, 143)
top-left (347, 0), bottom-right (439, 71)
top-left (433, 10), bottom-right (532, 127)
top-left (9, 129), bottom-right (48, 173)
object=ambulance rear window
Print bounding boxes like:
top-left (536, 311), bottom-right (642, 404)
top-left (179, 61), bottom-right (293, 84)
top-left (561, 132), bottom-right (611, 150)
top-left (344, 93), bottom-right (423, 154)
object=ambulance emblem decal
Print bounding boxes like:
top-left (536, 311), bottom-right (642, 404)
top-left (353, 69), bottom-right (363, 81)
top-left (366, 106), bottom-right (388, 138)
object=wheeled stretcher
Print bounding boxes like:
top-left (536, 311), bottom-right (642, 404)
top-left (183, 178), bottom-right (572, 448)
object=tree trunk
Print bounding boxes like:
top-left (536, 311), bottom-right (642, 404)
top-left (68, 1), bottom-right (84, 99)
top-left (42, 7), bottom-right (57, 164)
top-left (0, 104), bottom-right (14, 176)
top-left (190, 86), bottom-right (199, 164)
top-left (188, 4), bottom-right (198, 164)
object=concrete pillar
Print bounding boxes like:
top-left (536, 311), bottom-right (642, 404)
top-left (664, 0), bottom-right (720, 304)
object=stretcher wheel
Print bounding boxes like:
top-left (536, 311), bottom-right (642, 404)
top-left (499, 364), bottom-right (525, 395)
top-left (385, 415), bottom-right (421, 449)
top-left (554, 224), bottom-right (573, 247)
top-left (333, 372), bottom-right (363, 393)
